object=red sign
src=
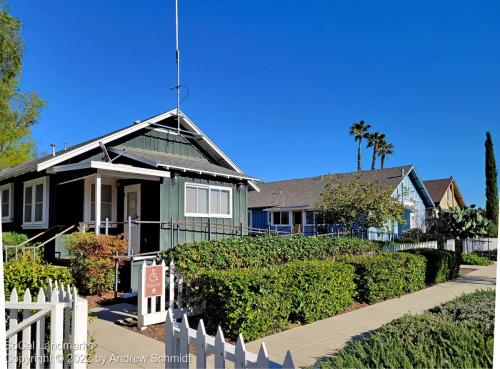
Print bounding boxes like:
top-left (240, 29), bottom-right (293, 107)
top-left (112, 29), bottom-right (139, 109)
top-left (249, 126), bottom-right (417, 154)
top-left (145, 265), bottom-right (163, 297)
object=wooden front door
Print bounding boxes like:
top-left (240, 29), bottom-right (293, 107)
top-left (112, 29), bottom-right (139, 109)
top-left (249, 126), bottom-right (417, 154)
top-left (292, 211), bottom-right (303, 234)
top-left (124, 184), bottom-right (141, 254)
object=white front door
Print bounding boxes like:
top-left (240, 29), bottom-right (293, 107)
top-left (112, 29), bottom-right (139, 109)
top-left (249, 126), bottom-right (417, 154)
top-left (124, 184), bottom-right (141, 255)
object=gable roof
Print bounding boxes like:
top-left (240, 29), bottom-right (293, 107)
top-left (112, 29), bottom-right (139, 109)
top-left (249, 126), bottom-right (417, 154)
top-left (423, 177), bottom-right (466, 207)
top-left (248, 165), bottom-right (434, 209)
top-left (0, 109), bottom-right (259, 190)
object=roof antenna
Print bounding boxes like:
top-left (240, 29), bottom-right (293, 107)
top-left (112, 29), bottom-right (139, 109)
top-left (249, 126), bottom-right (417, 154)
top-left (175, 0), bottom-right (181, 133)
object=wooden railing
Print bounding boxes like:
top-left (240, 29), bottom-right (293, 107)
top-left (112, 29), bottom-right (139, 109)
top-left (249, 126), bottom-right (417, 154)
top-left (5, 280), bottom-right (88, 369)
top-left (165, 310), bottom-right (296, 369)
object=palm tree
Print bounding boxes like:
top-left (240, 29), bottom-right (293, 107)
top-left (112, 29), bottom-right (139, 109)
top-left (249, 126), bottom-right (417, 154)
top-left (349, 121), bottom-right (371, 171)
top-left (378, 140), bottom-right (394, 169)
top-left (365, 132), bottom-right (386, 170)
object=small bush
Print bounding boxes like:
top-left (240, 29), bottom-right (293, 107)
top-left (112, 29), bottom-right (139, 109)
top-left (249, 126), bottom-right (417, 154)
top-left (66, 232), bottom-right (127, 295)
top-left (164, 235), bottom-right (378, 277)
top-left (192, 260), bottom-right (356, 340)
top-left (461, 252), bottom-right (493, 266)
top-left (338, 253), bottom-right (426, 303)
top-left (318, 290), bottom-right (495, 369)
top-left (192, 268), bottom-right (290, 341)
top-left (398, 228), bottom-right (425, 243)
top-left (2, 231), bottom-right (29, 246)
top-left (4, 259), bottom-right (73, 299)
top-left (407, 249), bottom-right (461, 283)
top-left (280, 261), bottom-right (356, 324)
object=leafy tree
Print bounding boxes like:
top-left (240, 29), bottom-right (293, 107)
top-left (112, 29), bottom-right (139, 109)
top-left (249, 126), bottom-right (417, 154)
top-left (0, 4), bottom-right (44, 169)
top-left (427, 206), bottom-right (491, 241)
top-left (314, 174), bottom-right (405, 229)
top-left (377, 139), bottom-right (394, 169)
top-left (349, 120), bottom-right (371, 171)
top-left (485, 132), bottom-right (498, 236)
top-left (365, 132), bottom-right (385, 170)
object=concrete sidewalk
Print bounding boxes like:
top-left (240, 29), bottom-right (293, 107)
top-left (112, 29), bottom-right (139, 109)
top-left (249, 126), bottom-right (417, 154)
top-left (245, 263), bottom-right (497, 368)
top-left (86, 264), bottom-right (496, 368)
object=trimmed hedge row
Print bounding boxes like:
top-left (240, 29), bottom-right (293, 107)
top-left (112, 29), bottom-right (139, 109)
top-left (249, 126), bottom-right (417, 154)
top-left (192, 260), bottom-right (356, 340)
top-left (164, 236), bottom-right (377, 276)
top-left (461, 252), bottom-right (493, 266)
top-left (406, 249), bottom-right (461, 284)
top-left (338, 253), bottom-right (426, 303)
top-left (318, 290), bottom-right (495, 369)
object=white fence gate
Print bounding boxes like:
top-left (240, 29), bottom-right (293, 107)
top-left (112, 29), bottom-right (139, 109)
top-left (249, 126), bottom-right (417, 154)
top-left (137, 260), bottom-right (197, 329)
top-left (383, 240), bottom-right (438, 252)
top-left (5, 280), bottom-right (88, 369)
top-left (165, 310), bottom-right (296, 369)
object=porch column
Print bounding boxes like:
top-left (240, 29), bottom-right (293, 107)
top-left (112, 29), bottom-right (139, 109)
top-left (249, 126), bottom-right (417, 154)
top-left (95, 172), bottom-right (101, 235)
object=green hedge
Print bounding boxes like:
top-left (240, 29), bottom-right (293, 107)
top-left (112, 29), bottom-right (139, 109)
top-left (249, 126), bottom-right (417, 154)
top-left (461, 252), bottom-right (493, 266)
top-left (318, 290), bottom-right (494, 369)
top-left (338, 253), bottom-right (426, 303)
top-left (164, 236), bottom-right (377, 276)
top-left (4, 259), bottom-right (74, 299)
top-left (192, 260), bottom-right (356, 340)
top-left (407, 249), bottom-right (461, 284)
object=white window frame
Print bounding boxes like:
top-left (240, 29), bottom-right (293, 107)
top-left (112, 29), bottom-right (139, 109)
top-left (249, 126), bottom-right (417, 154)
top-left (270, 210), bottom-right (291, 226)
top-left (184, 182), bottom-right (233, 219)
top-left (83, 176), bottom-right (118, 226)
top-left (22, 177), bottom-right (50, 229)
top-left (304, 210), bottom-right (315, 226)
top-left (0, 183), bottom-right (14, 223)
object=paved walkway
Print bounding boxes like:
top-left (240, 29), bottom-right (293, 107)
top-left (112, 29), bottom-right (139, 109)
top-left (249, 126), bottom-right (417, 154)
top-left (245, 263), bottom-right (497, 367)
top-left (87, 264), bottom-right (496, 369)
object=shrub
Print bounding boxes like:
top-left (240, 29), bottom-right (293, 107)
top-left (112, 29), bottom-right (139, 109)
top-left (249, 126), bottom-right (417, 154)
top-left (4, 259), bottom-right (73, 299)
top-left (192, 268), bottom-right (290, 341)
top-left (192, 260), bottom-right (357, 340)
top-left (398, 228), bottom-right (425, 243)
top-left (407, 249), bottom-right (461, 284)
top-left (66, 232), bottom-right (127, 295)
top-left (461, 252), bottom-right (493, 266)
top-left (2, 231), bottom-right (29, 245)
top-left (338, 253), bottom-right (426, 303)
top-left (164, 235), bottom-right (378, 277)
top-left (280, 261), bottom-right (356, 324)
top-left (318, 290), bottom-right (495, 369)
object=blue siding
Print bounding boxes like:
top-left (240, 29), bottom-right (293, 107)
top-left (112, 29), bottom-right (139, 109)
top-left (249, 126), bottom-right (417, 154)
top-left (251, 209), bottom-right (268, 229)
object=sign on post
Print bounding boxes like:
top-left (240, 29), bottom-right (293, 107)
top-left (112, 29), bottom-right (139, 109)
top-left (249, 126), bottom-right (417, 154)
top-left (145, 265), bottom-right (163, 297)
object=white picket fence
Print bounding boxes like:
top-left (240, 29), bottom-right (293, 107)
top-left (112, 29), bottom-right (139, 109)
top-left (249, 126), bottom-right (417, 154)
top-left (165, 310), bottom-right (296, 369)
top-left (383, 240), bottom-right (438, 252)
top-left (463, 238), bottom-right (498, 254)
top-left (5, 280), bottom-right (88, 369)
top-left (138, 260), bottom-right (197, 329)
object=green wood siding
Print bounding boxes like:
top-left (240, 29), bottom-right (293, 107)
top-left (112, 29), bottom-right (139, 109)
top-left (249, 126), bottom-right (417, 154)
top-left (159, 175), bottom-right (248, 250)
top-left (119, 130), bottom-right (208, 161)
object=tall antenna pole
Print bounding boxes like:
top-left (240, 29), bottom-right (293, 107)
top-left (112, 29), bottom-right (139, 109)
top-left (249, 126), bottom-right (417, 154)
top-left (175, 0), bottom-right (181, 132)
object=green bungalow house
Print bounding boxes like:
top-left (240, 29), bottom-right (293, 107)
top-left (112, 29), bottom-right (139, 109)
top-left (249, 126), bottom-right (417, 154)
top-left (0, 108), bottom-right (259, 264)
top-left (248, 166), bottom-right (435, 240)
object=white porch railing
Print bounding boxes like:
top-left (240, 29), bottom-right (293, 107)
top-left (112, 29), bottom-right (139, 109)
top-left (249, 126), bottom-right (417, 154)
top-left (165, 310), bottom-right (296, 369)
top-left (383, 240), bottom-right (438, 252)
top-left (5, 281), bottom-right (88, 369)
top-left (137, 260), bottom-right (197, 329)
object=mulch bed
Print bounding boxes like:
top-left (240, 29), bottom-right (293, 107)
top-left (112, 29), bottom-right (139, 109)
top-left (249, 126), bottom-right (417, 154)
top-left (84, 292), bottom-right (137, 310)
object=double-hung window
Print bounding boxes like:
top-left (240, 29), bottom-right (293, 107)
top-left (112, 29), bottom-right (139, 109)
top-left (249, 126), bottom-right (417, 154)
top-left (272, 211), bottom-right (289, 225)
top-left (0, 183), bottom-right (14, 223)
top-left (23, 177), bottom-right (49, 228)
top-left (83, 177), bottom-right (117, 225)
top-left (305, 211), bottom-right (315, 225)
top-left (185, 183), bottom-right (232, 218)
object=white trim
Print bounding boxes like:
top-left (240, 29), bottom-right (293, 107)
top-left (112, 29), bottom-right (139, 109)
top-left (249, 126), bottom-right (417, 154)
top-left (83, 176), bottom-right (118, 226)
top-left (22, 177), bottom-right (50, 229)
top-left (0, 183), bottom-right (14, 223)
top-left (184, 182), bottom-right (233, 219)
top-left (48, 161), bottom-right (171, 178)
top-left (37, 110), bottom-right (177, 172)
top-left (124, 184), bottom-right (141, 254)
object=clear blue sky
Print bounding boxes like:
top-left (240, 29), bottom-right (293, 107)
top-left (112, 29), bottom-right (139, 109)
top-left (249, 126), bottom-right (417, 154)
top-left (10, 0), bottom-right (500, 207)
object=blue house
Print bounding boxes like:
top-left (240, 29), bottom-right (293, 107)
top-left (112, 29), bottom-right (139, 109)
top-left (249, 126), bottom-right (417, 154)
top-left (248, 165), bottom-right (435, 240)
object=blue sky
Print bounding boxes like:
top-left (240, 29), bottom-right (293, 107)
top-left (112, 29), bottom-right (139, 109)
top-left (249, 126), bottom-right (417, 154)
top-left (10, 0), bottom-right (500, 207)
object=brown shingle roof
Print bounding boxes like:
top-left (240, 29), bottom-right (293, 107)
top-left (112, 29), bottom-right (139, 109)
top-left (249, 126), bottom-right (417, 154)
top-left (249, 166), bottom-right (414, 209)
top-left (423, 178), bottom-right (453, 205)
